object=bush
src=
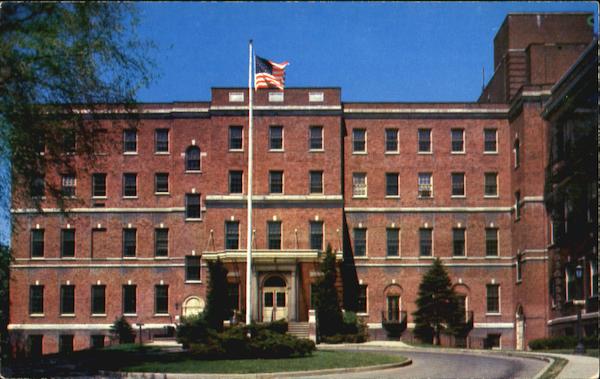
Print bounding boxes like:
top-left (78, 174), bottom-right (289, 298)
top-left (110, 316), bottom-right (136, 344)
top-left (176, 313), bottom-right (216, 348)
top-left (382, 322), bottom-right (405, 339)
top-left (529, 335), bottom-right (598, 350)
top-left (245, 319), bottom-right (288, 336)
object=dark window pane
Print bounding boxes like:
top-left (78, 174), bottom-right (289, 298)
top-left (310, 171), bottom-right (323, 194)
top-left (385, 129), bottom-right (398, 152)
top-left (29, 285), bottom-right (44, 314)
top-left (386, 173), bottom-right (399, 196)
top-left (61, 229), bottom-right (75, 257)
top-left (270, 126), bottom-right (283, 150)
top-left (386, 228), bottom-right (399, 256)
top-left (276, 292), bottom-right (286, 307)
top-left (230, 126), bottom-right (243, 150)
top-left (123, 130), bottom-right (137, 152)
top-left (63, 131), bottom-right (76, 153)
top-left (353, 129), bottom-right (366, 152)
top-left (452, 173), bottom-right (465, 196)
top-left (387, 295), bottom-right (400, 321)
top-left (228, 283), bottom-right (240, 311)
top-left (485, 228), bottom-right (499, 256)
top-left (123, 285), bottom-right (137, 314)
top-left (155, 129), bottom-right (169, 152)
top-left (155, 228), bottom-right (169, 257)
top-left (123, 173), bottom-right (137, 197)
top-left (453, 228), bottom-right (465, 256)
top-left (310, 221), bottom-right (323, 250)
top-left (186, 146), bottom-right (201, 171)
top-left (30, 176), bottom-right (45, 197)
top-left (484, 129), bottom-right (497, 152)
top-left (92, 174), bottom-right (106, 197)
top-left (418, 129), bottom-right (431, 152)
top-left (60, 285), bottom-right (75, 314)
top-left (229, 171), bottom-right (243, 194)
top-left (419, 228), bottom-right (432, 256)
top-left (123, 229), bottom-right (137, 257)
top-left (31, 229), bottom-right (44, 258)
top-left (485, 173), bottom-right (497, 196)
top-left (155, 285), bottom-right (169, 314)
top-left (451, 129), bottom-right (464, 152)
top-left (486, 284), bottom-right (499, 313)
top-left (59, 335), bottom-right (74, 354)
top-left (354, 228), bottom-right (366, 256)
top-left (269, 171), bottom-right (283, 194)
top-left (268, 221), bottom-right (281, 249)
top-left (91, 335), bottom-right (105, 349)
top-left (29, 335), bottom-right (43, 357)
top-left (309, 126), bottom-right (323, 150)
top-left (186, 194), bottom-right (201, 219)
top-left (186, 256), bottom-right (201, 281)
top-left (155, 173), bottom-right (169, 193)
top-left (357, 285), bottom-right (367, 313)
top-left (91, 285), bottom-right (106, 314)
top-left (225, 222), bottom-right (239, 249)
top-left (264, 292), bottom-right (274, 307)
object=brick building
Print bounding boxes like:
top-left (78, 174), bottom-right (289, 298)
top-left (8, 13), bottom-right (597, 355)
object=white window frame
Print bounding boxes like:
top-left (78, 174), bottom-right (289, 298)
top-left (486, 283), bottom-right (501, 315)
top-left (418, 128), bottom-right (432, 154)
top-left (385, 128), bottom-right (399, 154)
top-left (385, 172), bottom-right (400, 198)
top-left (269, 125), bottom-right (284, 152)
top-left (418, 173), bottom-right (433, 198)
top-left (352, 129), bottom-right (367, 154)
top-left (352, 173), bottom-right (367, 198)
top-left (229, 126), bottom-right (244, 152)
top-left (308, 92), bottom-right (324, 102)
top-left (268, 92), bottom-right (284, 102)
top-left (154, 128), bottom-right (170, 155)
top-left (451, 172), bottom-right (466, 198)
top-left (484, 128), bottom-right (498, 154)
top-left (123, 129), bottom-right (138, 155)
top-left (484, 172), bottom-right (499, 198)
top-left (353, 228), bottom-right (368, 257)
top-left (229, 92), bottom-right (244, 102)
top-left (309, 126), bottom-right (324, 151)
top-left (451, 128), bottom-right (465, 154)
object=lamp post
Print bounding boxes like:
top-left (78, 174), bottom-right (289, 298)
top-left (573, 264), bottom-right (585, 355)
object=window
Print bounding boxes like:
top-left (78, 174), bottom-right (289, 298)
top-left (269, 91), bottom-right (284, 102)
top-left (91, 335), bottom-right (105, 349)
top-left (485, 334), bottom-right (501, 349)
top-left (310, 221), bottom-right (323, 250)
top-left (92, 173), bottom-right (107, 197)
top-left (352, 129), bottom-right (366, 153)
top-left (484, 173), bottom-right (498, 196)
top-left (357, 285), bottom-right (367, 313)
top-left (123, 285), bottom-right (136, 314)
top-left (29, 285), bottom-right (44, 314)
top-left (225, 221), bottom-right (239, 250)
top-left (155, 228), bottom-right (169, 257)
top-left (516, 254), bottom-right (523, 282)
top-left (591, 260), bottom-right (598, 297)
top-left (228, 283), bottom-right (240, 311)
top-left (418, 129), bottom-right (431, 152)
top-left (485, 228), bottom-right (499, 256)
top-left (387, 295), bottom-right (400, 321)
top-left (29, 335), bottom-right (43, 357)
top-left (229, 171), bottom-right (243, 194)
top-left (453, 228), bottom-right (465, 256)
top-left (352, 173), bottom-right (367, 197)
top-left (310, 283), bottom-right (318, 309)
top-left (155, 129), bottom-right (169, 153)
top-left (456, 295), bottom-right (467, 323)
top-left (451, 173), bottom-right (465, 197)
top-left (386, 228), bottom-right (399, 257)
top-left (418, 173), bottom-right (432, 198)
top-left (515, 191), bottom-right (521, 219)
top-left (30, 176), bottom-right (45, 198)
top-left (61, 174), bottom-right (76, 197)
top-left (92, 129), bottom-right (107, 155)
top-left (353, 228), bottom-right (367, 256)
top-left (185, 194), bottom-right (201, 219)
top-left (60, 285), bottom-right (75, 315)
top-left (451, 129), bottom-right (464, 152)
top-left (309, 92), bottom-right (324, 102)
top-left (91, 285), bottom-right (106, 315)
top-left (122, 228), bottom-right (137, 257)
top-left (61, 229), bottom-right (75, 258)
top-left (229, 126), bottom-right (243, 150)
top-left (155, 173), bottom-right (169, 194)
top-left (31, 229), bottom-right (44, 258)
top-left (229, 92), bottom-right (244, 102)
top-left (514, 139), bottom-right (520, 167)
top-left (565, 265), bottom-right (576, 302)
top-left (185, 256), bottom-right (201, 281)
top-left (385, 129), bottom-right (399, 152)
top-left (123, 173), bottom-right (137, 197)
top-left (309, 126), bottom-right (323, 150)
top-left (267, 221), bottom-right (282, 250)
top-left (309, 171), bottom-right (323, 194)
top-left (63, 130), bottom-right (76, 153)
top-left (419, 228), bottom-right (433, 256)
top-left (486, 284), bottom-right (500, 313)
top-left (59, 335), bottom-right (74, 354)
top-left (269, 171), bottom-right (283, 194)
top-left (123, 129), bottom-right (137, 153)
top-left (185, 146), bottom-right (201, 171)
top-left (484, 129), bottom-right (497, 152)
top-left (386, 173), bottom-right (399, 197)
top-left (155, 285), bottom-right (169, 314)
top-left (269, 126), bottom-right (283, 150)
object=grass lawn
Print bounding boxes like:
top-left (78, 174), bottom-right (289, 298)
top-left (122, 350), bottom-right (407, 373)
top-left (538, 349), bottom-right (599, 358)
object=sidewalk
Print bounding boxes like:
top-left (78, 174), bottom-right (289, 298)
top-left (319, 341), bottom-right (599, 379)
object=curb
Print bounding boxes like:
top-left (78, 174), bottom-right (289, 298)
top-left (101, 358), bottom-right (412, 378)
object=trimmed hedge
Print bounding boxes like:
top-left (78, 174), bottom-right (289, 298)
top-left (529, 335), bottom-right (598, 350)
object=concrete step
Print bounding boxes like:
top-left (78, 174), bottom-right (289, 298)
top-left (287, 322), bottom-right (309, 338)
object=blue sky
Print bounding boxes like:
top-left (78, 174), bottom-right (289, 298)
top-left (0, 2), bottom-right (598, 246)
top-left (135, 2), bottom-right (598, 103)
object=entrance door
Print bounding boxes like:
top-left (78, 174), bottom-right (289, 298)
top-left (262, 276), bottom-right (288, 322)
top-left (516, 306), bottom-right (525, 350)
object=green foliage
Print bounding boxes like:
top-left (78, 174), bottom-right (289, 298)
top-left (315, 244), bottom-right (344, 337)
top-left (245, 319), bottom-right (288, 335)
top-left (529, 335), bottom-right (598, 350)
top-left (0, 3), bottom-right (155, 207)
top-left (321, 312), bottom-right (367, 344)
top-left (204, 259), bottom-right (233, 332)
top-left (176, 313), bottom-right (215, 349)
top-left (110, 316), bottom-right (136, 344)
top-left (412, 258), bottom-right (462, 345)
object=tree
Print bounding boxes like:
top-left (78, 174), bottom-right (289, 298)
top-left (110, 316), bottom-right (135, 344)
top-left (0, 245), bottom-right (10, 368)
top-left (315, 244), bottom-right (344, 337)
top-left (0, 3), bottom-right (154, 207)
top-left (204, 259), bottom-right (232, 332)
top-left (412, 258), bottom-right (461, 345)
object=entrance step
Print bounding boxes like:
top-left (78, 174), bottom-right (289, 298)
top-left (287, 321), bottom-right (310, 339)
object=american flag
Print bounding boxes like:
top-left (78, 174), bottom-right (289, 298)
top-left (255, 55), bottom-right (289, 90)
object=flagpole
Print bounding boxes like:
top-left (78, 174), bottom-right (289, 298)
top-left (245, 39), bottom-right (254, 326)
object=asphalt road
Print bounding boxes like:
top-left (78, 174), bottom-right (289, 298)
top-left (298, 348), bottom-right (548, 379)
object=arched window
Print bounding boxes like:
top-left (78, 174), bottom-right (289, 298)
top-left (182, 296), bottom-right (205, 318)
top-left (186, 146), bottom-right (201, 171)
top-left (264, 276), bottom-right (286, 287)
